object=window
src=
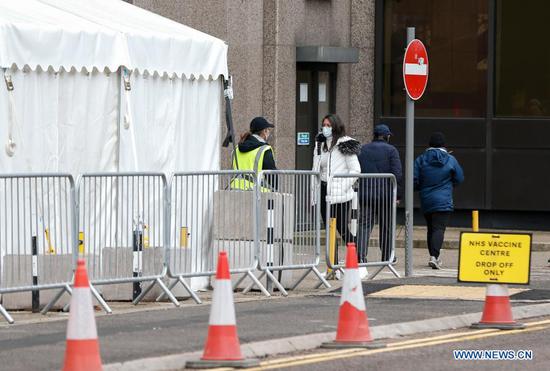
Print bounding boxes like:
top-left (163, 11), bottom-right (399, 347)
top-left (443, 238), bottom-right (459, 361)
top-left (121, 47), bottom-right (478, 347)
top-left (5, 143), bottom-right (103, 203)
top-left (495, 0), bottom-right (550, 117)
top-left (382, 0), bottom-right (488, 117)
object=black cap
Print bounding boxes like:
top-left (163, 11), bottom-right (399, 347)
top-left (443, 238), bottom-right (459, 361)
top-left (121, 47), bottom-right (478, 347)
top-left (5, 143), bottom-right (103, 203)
top-left (429, 132), bottom-right (446, 148)
top-left (250, 117), bottom-right (274, 132)
top-left (374, 124), bottom-right (392, 136)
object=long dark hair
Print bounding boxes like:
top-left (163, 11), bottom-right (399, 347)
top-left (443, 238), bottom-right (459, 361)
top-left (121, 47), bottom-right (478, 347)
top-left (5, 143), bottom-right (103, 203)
top-left (239, 128), bottom-right (263, 145)
top-left (321, 113), bottom-right (346, 152)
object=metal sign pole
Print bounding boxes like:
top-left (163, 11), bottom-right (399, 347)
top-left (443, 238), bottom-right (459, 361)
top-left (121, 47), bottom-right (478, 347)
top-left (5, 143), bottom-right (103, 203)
top-left (405, 27), bottom-right (415, 277)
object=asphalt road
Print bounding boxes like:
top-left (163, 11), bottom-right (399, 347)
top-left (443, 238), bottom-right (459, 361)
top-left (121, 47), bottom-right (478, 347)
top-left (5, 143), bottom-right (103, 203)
top-left (259, 317), bottom-right (550, 371)
top-left (0, 295), bottom-right (486, 371)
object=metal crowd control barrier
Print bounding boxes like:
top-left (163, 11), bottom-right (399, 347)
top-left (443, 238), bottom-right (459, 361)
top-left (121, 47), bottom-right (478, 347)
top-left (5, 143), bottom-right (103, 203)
top-left (0, 174), bottom-right (77, 323)
top-left (322, 173), bottom-right (400, 283)
top-left (77, 173), bottom-right (179, 310)
top-left (161, 170), bottom-right (269, 303)
top-left (243, 170), bottom-right (330, 295)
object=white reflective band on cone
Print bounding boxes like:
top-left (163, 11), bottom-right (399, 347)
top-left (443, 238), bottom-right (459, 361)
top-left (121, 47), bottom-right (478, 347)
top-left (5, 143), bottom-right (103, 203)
top-left (209, 279), bottom-right (237, 325)
top-left (340, 268), bottom-right (366, 311)
top-left (486, 284), bottom-right (509, 297)
top-left (66, 288), bottom-right (98, 340)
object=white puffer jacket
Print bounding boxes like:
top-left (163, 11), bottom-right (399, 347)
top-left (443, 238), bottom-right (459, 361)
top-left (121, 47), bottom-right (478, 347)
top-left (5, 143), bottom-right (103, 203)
top-left (312, 135), bottom-right (361, 204)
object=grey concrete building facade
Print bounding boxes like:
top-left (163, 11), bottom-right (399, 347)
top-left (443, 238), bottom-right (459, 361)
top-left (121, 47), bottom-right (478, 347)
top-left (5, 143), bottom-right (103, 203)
top-left (131, 0), bottom-right (375, 170)
top-left (130, 0), bottom-right (550, 229)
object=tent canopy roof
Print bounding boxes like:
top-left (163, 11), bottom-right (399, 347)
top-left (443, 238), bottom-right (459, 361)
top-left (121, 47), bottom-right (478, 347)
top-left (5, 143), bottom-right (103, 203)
top-left (0, 0), bottom-right (228, 79)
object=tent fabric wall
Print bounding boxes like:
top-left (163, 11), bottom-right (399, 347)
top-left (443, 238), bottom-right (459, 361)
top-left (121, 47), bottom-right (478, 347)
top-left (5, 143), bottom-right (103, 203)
top-left (0, 67), bottom-right (119, 174)
top-left (120, 72), bottom-right (221, 173)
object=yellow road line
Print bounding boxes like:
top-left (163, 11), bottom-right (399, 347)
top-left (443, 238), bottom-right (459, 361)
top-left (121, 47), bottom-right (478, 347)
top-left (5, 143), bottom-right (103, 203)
top-left (259, 328), bottom-right (497, 367)
top-left (259, 319), bottom-right (550, 368)
top-left (203, 319), bottom-right (550, 370)
top-left (245, 320), bottom-right (550, 370)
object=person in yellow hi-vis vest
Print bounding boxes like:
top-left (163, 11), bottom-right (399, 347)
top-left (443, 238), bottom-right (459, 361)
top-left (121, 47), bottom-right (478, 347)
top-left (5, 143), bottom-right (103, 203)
top-left (232, 117), bottom-right (277, 190)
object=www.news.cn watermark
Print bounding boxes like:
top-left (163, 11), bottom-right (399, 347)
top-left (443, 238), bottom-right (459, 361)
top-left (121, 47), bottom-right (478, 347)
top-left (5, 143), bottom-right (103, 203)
top-left (453, 350), bottom-right (533, 361)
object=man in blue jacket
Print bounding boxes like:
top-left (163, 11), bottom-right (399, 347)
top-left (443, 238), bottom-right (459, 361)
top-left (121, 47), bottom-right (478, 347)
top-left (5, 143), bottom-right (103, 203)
top-left (414, 132), bottom-right (464, 269)
top-left (357, 124), bottom-right (402, 270)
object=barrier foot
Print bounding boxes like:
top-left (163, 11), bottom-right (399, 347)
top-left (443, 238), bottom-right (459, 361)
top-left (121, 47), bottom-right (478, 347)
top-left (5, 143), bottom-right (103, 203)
top-left (312, 266), bottom-right (331, 289)
top-left (90, 284), bottom-right (112, 314)
top-left (232, 273), bottom-right (248, 291)
top-left (289, 268), bottom-right (312, 291)
top-left (388, 264), bottom-right (401, 278)
top-left (368, 264), bottom-right (401, 280)
top-left (177, 276), bottom-right (202, 304)
top-left (367, 266), bottom-right (385, 280)
top-left (41, 284), bottom-right (72, 315)
top-left (156, 279), bottom-right (179, 302)
top-left (244, 271), bottom-right (270, 297)
top-left (155, 278), bottom-right (180, 307)
top-left (314, 268), bottom-right (342, 289)
top-left (242, 271), bottom-right (266, 295)
top-left (0, 304), bottom-right (14, 324)
top-left (132, 280), bottom-right (156, 305)
top-left (265, 269), bottom-right (288, 296)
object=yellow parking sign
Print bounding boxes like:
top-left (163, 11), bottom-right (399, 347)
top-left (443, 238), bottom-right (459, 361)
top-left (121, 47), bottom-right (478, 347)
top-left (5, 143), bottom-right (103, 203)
top-left (458, 232), bottom-right (531, 285)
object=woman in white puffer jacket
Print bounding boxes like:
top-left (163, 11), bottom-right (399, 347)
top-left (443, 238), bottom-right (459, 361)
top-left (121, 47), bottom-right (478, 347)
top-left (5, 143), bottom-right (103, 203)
top-left (312, 113), bottom-right (361, 245)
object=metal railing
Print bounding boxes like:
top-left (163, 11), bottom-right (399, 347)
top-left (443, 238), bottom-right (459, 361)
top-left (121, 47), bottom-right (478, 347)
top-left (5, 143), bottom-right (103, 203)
top-left (243, 170), bottom-right (330, 295)
top-left (323, 173), bottom-right (400, 281)
top-left (76, 173), bottom-right (179, 309)
top-left (162, 171), bottom-right (270, 302)
top-left (0, 169), bottom-right (332, 321)
top-left (0, 174), bottom-right (77, 323)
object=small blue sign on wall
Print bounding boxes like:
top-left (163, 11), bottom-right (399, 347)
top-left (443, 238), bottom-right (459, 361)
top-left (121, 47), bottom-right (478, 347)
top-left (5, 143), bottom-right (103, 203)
top-left (297, 132), bottom-right (310, 146)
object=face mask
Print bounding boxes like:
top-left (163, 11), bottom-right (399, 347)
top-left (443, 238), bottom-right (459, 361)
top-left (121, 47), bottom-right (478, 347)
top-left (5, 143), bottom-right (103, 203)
top-left (322, 127), bottom-right (332, 138)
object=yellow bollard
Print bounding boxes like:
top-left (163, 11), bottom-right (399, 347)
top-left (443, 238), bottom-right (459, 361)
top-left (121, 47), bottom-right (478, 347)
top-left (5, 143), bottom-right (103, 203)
top-left (78, 231), bottom-right (85, 254)
top-left (44, 228), bottom-right (55, 254)
top-left (180, 226), bottom-right (189, 248)
top-left (328, 218), bottom-right (337, 274)
top-left (472, 210), bottom-right (479, 232)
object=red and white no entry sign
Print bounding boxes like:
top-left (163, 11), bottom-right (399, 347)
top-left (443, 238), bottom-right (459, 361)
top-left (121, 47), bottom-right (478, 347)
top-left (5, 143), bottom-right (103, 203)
top-left (403, 39), bottom-right (429, 100)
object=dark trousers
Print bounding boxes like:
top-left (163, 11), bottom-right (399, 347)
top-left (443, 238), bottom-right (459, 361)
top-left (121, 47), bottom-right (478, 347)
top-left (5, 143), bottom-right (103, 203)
top-left (357, 196), bottom-right (393, 263)
top-left (424, 211), bottom-right (451, 258)
top-left (320, 182), bottom-right (353, 246)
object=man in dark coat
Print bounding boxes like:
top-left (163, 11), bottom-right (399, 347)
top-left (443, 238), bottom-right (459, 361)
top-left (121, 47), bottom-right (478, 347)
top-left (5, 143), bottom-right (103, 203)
top-left (414, 132), bottom-right (464, 269)
top-left (356, 124), bottom-right (402, 265)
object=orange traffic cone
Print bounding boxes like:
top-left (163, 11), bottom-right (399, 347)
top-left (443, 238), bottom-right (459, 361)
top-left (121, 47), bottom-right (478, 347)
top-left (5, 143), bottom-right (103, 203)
top-left (63, 259), bottom-right (102, 371)
top-left (471, 284), bottom-right (525, 330)
top-left (186, 252), bottom-right (259, 369)
top-left (322, 243), bottom-right (385, 349)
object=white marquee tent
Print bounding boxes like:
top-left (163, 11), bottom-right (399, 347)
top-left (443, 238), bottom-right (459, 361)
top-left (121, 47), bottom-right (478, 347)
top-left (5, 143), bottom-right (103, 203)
top-left (0, 0), bottom-right (227, 173)
top-left (0, 0), bottom-right (228, 292)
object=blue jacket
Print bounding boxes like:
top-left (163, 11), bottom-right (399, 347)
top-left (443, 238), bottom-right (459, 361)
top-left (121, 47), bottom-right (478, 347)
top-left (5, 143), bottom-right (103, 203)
top-left (358, 139), bottom-right (403, 200)
top-left (414, 148), bottom-right (464, 213)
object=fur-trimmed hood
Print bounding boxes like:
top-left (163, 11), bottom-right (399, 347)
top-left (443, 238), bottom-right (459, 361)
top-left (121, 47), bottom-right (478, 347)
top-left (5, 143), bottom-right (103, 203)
top-left (335, 136), bottom-right (361, 156)
top-left (315, 134), bottom-right (361, 156)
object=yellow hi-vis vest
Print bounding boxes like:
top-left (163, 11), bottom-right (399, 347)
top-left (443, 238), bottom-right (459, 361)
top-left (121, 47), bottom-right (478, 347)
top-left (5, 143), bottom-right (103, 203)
top-left (231, 144), bottom-right (271, 190)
